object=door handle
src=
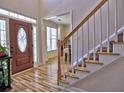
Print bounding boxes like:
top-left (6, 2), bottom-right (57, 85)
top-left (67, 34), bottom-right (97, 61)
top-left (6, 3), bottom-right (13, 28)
top-left (10, 46), bottom-right (14, 53)
top-left (10, 50), bottom-right (14, 53)
top-left (10, 46), bottom-right (13, 49)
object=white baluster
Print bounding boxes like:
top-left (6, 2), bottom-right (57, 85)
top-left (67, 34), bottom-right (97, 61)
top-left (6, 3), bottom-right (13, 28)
top-left (77, 31), bottom-right (78, 66)
top-left (107, 1), bottom-right (110, 53)
top-left (93, 14), bottom-right (96, 61)
top-left (123, 32), bottom-right (124, 42)
top-left (115, 0), bottom-right (118, 42)
top-left (100, 8), bottom-right (103, 52)
top-left (87, 20), bottom-right (90, 61)
top-left (82, 26), bottom-right (84, 61)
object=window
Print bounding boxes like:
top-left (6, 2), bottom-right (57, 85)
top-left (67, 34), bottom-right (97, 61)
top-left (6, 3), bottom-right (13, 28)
top-left (17, 28), bottom-right (27, 52)
top-left (47, 27), bottom-right (58, 52)
top-left (10, 12), bottom-right (18, 18)
top-left (0, 9), bottom-right (9, 16)
top-left (0, 19), bottom-right (7, 47)
top-left (0, 8), bottom-right (36, 24)
top-left (18, 15), bottom-right (25, 20)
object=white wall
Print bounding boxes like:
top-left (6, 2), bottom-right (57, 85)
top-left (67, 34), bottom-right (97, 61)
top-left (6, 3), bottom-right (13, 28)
top-left (40, 0), bottom-right (103, 63)
top-left (1, 0), bottom-right (124, 64)
top-left (40, 0), bottom-right (124, 63)
top-left (73, 0), bottom-right (124, 63)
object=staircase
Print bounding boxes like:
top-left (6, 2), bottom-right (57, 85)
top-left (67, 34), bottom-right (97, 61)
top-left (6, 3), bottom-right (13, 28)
top-left (57, 0), bottom-right (124, 89)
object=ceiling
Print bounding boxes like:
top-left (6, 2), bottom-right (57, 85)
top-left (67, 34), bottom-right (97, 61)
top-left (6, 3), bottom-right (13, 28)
top-left (45, 13), bottom-right (71, 25)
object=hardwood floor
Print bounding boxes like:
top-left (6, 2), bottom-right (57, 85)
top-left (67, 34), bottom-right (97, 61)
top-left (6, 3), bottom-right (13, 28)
top-left (8, 58), bottom-right (66, 92)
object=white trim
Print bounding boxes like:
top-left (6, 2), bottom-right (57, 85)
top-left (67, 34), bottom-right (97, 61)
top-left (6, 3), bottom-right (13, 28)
top-left (32, 25), bottom-right (38, 64)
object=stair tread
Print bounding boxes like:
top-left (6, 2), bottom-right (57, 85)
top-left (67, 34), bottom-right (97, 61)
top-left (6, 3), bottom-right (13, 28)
top-left (97, 52), bottom-right (120, 55)
top-left (75, 67), bottom-right (90, 73)
top-left (59, 79), bottom-right (69, 84)
top-left (85, 60), bottom-right (104, 65)
top-left (65, 72), bottom-right (79, 79)
top-left (112, 41), bottom-right (124, 44)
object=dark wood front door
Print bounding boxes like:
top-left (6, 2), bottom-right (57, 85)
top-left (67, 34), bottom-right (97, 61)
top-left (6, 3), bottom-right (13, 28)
top-left (9, 19), bottom-right (33, 74)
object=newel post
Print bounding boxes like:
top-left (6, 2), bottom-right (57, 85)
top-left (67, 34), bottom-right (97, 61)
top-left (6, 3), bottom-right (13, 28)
top-left (57, 40), bottom-right (62, 85)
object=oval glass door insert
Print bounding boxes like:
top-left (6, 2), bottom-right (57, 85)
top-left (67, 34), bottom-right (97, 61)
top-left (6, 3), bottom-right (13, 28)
top-left (17, 28), bottom-right (27, 52)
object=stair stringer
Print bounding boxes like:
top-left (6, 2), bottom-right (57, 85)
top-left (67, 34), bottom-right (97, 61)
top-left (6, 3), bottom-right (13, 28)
top-left (68, 54), bottom-right (124, 90)
top-left (70, 55), bottom-right (124, 91)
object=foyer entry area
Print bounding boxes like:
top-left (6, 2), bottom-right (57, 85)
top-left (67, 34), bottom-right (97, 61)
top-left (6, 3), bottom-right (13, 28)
top-left (0, 7), bottom-right (38, 74)
top-left (9, 57), bottom-right (63, 92)
top-left (7, 56), bottom-right (76, 92)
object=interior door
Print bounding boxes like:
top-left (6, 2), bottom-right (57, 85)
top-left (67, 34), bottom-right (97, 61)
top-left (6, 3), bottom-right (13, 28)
top-left (9, 19), bottom-right (33, 74)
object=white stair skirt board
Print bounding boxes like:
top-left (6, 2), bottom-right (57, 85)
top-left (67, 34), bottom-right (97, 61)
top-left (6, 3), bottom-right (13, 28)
top-left (63, 55), bottom-right (120, 87)
top-left (72, 56), bottom-right (124, 92)
top-left (62, 55), bottom-right (121, 87)
top-left (99, 54), bottom-right (120, 63)
top-left (68, 56), bottom-right (124, 90)
top-left (64, 54), bottom-right (122, 86)
top-left (113, 44), bottom-right (124, 55)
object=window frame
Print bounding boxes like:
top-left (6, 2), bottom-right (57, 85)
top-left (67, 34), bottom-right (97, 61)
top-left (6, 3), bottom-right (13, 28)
top-left (46, 26), bottom-right (58, 52)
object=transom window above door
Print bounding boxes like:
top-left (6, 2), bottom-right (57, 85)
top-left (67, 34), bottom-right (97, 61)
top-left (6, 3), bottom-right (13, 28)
top-left (47, 26), bottom-right (58, 52)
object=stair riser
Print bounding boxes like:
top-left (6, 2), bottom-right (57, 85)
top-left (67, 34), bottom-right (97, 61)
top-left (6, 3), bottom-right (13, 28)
top-left (99, 55), bottom-right (119, 63)
top-left (113, 44), bottom-right (124, 55)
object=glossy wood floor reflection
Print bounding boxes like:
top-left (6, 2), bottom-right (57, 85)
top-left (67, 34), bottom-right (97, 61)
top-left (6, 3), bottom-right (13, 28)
top-left (8, 58), bottom-right (65, 92)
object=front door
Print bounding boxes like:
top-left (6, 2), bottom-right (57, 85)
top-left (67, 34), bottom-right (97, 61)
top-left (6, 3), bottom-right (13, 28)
top-left (9, 19), bottom-right (33, 74)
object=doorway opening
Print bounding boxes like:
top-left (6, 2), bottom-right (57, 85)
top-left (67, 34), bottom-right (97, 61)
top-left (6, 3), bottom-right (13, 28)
top-left (43, 11), bottom-right (73, 77)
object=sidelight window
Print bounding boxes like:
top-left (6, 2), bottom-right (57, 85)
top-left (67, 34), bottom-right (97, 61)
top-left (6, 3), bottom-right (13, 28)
top-left (0, 19), bottom-right (7, 47)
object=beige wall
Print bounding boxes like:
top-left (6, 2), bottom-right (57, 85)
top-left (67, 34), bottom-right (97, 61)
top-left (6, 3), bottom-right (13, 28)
top-left (59, 24), bottom-right (71, 40)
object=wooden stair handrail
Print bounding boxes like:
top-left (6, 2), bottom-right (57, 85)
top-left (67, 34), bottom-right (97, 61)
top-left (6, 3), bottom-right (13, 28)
top-left (59, 0), bottom-right (108, 46)
top-left (57, 0), bottom-right (108, 85)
